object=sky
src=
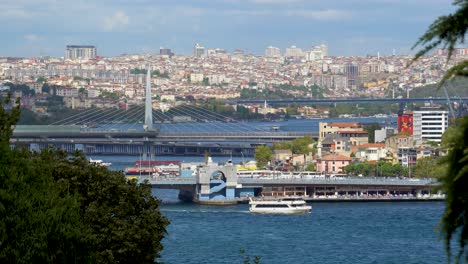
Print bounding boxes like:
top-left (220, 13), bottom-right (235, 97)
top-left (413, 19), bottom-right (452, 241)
top-left (0, 0), bottom-right (456, 58)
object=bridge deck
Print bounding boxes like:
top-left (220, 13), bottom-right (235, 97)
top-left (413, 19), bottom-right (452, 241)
top-left (141, 177), bottom-right (435, 187)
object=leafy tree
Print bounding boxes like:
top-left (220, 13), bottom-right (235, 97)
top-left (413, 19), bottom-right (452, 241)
top-left (364, 123), bottom-right (381, 143)
top-left (273, 136), bottom-right (315, 155)
top-left (305, 163), bottom-right (316, 171)
top-left (411, 1), bottom-right (468, 262)
top-left (36, 76), bottom-right (47, 84)
top-left (413, 156), bottom-right (447, 178)
top-left (254, 145), bottom-right (272, 169)
top-left (0, 96), bottom-right (170, 263)
top-left (439, 117), bottom-right (468, 262)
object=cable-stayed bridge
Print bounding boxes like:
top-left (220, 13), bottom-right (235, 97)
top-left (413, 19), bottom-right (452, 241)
top-left (10, 69), bottom-right (466, 156)
top-left (11, 69), bottom-right (313, 156)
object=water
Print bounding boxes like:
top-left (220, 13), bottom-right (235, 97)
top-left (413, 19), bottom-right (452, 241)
top-left (90, 117), bottom-right (447, 263)
top-left (157, 199), bottom-right (446, 264)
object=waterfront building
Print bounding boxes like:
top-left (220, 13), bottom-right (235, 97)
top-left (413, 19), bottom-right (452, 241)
top-left (194, 43), bottom-right (206, 57)
top-left (319, 122), bottom-right (364, 141)
top-left (412, 108), bottom-right (448, 144)
top-left (65, 45), bottom-right (97, 60)
top-left (316, 154), bottom-right (352, 174)
top-left (397, 147), bottom-right (417, 167)
top-left (265, 46), bottom-right (281, 57)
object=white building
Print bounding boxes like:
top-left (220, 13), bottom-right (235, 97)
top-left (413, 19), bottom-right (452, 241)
top-left (194, 43), bottom-right (206, 57)
top-left (65, 45), bottom-right (97, 60)
top-left (413, 109), bottom-right (449, 144)
top-left (285, 45), bottom-right (303, 58)
top-left (265, 46), bottom-right (281, 57)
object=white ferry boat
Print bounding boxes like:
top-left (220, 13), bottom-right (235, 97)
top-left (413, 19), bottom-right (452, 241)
top-left (249, 197), bottom-right (312, 214)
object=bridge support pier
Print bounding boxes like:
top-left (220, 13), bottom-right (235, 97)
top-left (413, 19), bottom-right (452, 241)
top-left (194, 160), bottom-right (238, 205)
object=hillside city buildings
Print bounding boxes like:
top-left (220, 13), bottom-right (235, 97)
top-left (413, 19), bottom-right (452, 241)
top-left (0, 44), bottom-right (466, 175)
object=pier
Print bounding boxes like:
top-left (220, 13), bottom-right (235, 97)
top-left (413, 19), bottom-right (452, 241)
top-left (136, 163), bottom-right (441, 204)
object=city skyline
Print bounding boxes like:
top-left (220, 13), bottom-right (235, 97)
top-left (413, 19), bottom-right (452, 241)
top-left (1, 0), bottom-right (456, 57)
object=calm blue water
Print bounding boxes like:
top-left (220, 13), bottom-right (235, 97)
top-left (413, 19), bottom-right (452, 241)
top-left (88, 116), bottom-right (447, 264)
top-left (156, 199), bottom-right (445, 264)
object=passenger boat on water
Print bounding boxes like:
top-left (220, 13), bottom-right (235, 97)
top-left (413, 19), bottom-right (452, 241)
top-left (249, 197), bottom-right (312, 214)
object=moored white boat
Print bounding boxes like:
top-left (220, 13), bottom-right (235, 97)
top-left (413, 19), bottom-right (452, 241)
top-left (249, 197), bottom-right (312, 214)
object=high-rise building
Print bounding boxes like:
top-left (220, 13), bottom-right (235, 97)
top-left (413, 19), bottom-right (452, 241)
top-left (207, 48), bottom-right (227, 56)
top-left (194, 43), bottom-right (206, 57)
top-left (285, 45), bottom-right (303, 58)
top-left (413, 108), bottom-right (448, 144)
top-left (265, 46), bottom-right (281, 57)
top-left (306, 44), bottom-right (328, 61)
top-left (65, 45), bottom-right (97, 60)
top-left (160, 47), bottom-right (174, 57)
top-left (345, 63), bottom-right (359, 89)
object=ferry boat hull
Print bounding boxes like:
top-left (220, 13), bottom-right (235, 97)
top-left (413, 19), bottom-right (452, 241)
top-left (249, 197), bottom-right (312, 214)
top-left (249, 206), bottom-right (312, 214)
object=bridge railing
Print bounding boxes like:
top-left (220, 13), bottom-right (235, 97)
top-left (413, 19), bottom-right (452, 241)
top-left (238, 177), bottom-right (436, 186)
top-left (158, 131), bottom-right (314, 138)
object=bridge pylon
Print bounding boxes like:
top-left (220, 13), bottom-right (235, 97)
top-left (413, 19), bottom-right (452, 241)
top-left (144, 65), bottom-right (154, 132)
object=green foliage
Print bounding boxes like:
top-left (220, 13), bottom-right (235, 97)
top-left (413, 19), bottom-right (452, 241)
top-left (2, 82), bottom-right (35, 96)
top-left (239, 88), bottom-right (292, 100)
top-left (0, 99), bottom-right (170, 263)
top-left (129, 68), bottom-right (169, 78)
top-left (410, 78), bottom-right (468, 98)
top-left (130, 68), bottom-right (147, 75)
top-left (413, 156), bottom-right (447, 179)
top-left (100, 90), bottom-right (119, 100)
top-left (343, 161), bottom-right (406, 177)
top-left (364, 123), bottom-right (381, 143)
top-left (411, 0), bottom-right (468, 87)
top-left (439, 117), bottom-right (468, 263)
top-left (0, 94), bottom-right (20, 149)
top-left (273, 136), bottom-right (315, 155)
top-left (305, 163), bottom-right (316, 171)
top-left (36, 76), bottom-right (47, 84)
top-left (412, 1), bottom-right (468, 262)
top-left (254, 145), bottom-right (272, 169)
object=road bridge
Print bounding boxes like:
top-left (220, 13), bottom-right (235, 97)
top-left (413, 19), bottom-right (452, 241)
top-left (234, 97), bottom-right (468, 105)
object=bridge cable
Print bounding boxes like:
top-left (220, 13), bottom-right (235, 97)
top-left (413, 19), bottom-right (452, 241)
top-left (59, 107), bottom-right (119, 126)
top-left (173, 105), bottom-right (253, 134)
top-left (161, 107), bottom-right (226, 133)
top-left (49, 106), bottom-right (112, 125)
top-left (181, 104), bottom-right (269, 133)
top-left (98, 105), bottom-right (144, 131)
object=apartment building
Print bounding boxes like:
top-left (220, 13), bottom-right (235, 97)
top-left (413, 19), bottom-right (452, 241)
top-left (413, 109), bottom-right (448, 144)
top-left (65, 45), bottom-right (97, 60)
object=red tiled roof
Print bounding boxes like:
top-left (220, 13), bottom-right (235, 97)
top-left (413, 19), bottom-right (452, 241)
top-left (358, 143), bottom-right (385, 149)
top-left (321, 154), bottom-right (352, 161)
top-left (329, 122), bottom-right (361, 128)
top-left (337, 131), bottom-right (368, 134)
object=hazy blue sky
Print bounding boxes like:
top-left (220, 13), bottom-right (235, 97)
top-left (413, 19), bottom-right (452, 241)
top-left (0, 0), bottom-right (455, 57)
